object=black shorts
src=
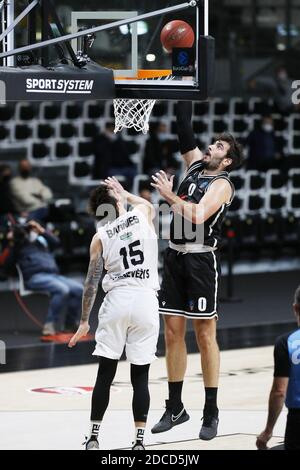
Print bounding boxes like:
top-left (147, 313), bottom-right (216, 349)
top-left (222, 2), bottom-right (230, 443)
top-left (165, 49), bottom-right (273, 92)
top-left (159, 247), bottom-right (221, 320)
top-left (285, 409), bottom-right (300, 450)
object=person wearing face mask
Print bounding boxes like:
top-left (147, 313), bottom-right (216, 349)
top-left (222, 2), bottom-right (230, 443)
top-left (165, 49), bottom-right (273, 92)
top-left (247, 116), bottom-right (283, 171)
top-left (10, 160), bottom-right (53, 221)
top-left (5, 219), bottom-right (83, 338)
top-left (0, 164), bottom-right (16, 219)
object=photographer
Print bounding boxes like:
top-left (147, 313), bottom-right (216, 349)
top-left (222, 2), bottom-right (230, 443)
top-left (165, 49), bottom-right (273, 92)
top-left (6, 220), bottom-right (83, 337)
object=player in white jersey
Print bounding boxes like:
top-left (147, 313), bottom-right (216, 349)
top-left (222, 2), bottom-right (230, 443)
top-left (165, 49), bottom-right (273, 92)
top-left (68, 177), bottom-right (159, 450)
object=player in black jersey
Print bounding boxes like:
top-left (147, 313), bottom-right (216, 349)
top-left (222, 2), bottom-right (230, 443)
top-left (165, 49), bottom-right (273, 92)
top-left (151, 101), bottom-right (244, 440)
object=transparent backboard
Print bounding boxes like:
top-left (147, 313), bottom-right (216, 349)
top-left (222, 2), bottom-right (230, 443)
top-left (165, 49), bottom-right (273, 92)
top-left (65, 0), bottom-right (213, 100)
top-left (1, 1), bottom-right (213, 102)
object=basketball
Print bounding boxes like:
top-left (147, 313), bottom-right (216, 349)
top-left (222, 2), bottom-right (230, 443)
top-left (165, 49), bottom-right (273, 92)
top-left (160, 20), bottom-right (195, 53)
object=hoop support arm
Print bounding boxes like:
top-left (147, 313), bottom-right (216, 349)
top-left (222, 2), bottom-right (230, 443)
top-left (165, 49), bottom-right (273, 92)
top-left (0, 1), bottom-right (197, 59)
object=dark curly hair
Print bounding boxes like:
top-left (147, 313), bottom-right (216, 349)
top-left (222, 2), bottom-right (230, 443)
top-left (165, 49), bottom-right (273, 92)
top-left (89, 185), bottom-right (119, 222)
top-left (216, 133), bottom-right (244, 172)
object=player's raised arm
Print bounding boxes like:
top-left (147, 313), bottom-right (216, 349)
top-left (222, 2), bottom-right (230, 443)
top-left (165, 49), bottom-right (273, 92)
top-left (152, 171), bottom-right (232, 224)
top-left (104, 176), bottom-right (155, 223)
top-left (68, 234), bottom-right (103, 348)
top-left (176, 101), bottom-right (204, 168)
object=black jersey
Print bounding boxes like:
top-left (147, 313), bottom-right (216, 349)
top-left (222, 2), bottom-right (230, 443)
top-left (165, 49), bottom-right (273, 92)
top-left (170, 160), bottom-right (235, 248)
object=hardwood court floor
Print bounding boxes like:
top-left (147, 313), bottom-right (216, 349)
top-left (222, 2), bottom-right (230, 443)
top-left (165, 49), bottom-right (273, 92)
top-left (0, 346), bottom-right (286, 450)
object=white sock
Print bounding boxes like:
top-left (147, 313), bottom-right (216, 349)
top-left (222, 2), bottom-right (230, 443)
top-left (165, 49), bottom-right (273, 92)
top-left (90, 421), bottom-right (101, 440)
top-left (135, 427), bottom-right (145, 444)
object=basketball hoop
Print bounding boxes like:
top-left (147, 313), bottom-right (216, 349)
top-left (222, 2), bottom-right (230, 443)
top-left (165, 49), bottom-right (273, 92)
top-left (113, 70), bottom-right (172, 134)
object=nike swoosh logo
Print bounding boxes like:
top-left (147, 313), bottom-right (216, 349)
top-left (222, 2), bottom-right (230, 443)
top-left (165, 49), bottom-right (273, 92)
top-left (171, 408), bottom-right (184, 422)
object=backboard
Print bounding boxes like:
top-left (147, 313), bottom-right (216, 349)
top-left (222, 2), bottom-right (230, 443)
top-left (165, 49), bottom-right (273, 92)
top-left (0, 0), bottom-right (214, 102)
top-left (68, 0), bottom-right (214, 100)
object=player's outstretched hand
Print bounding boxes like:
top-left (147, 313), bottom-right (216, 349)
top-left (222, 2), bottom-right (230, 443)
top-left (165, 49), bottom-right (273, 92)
top-left (256, 430), bottom-right (272, 450)
top-left (104, 176), bottom-right (125, 195)
top-left (151, 170), bottom-right (174, 199)
top-left (68, 321), bottom-right (90, 348)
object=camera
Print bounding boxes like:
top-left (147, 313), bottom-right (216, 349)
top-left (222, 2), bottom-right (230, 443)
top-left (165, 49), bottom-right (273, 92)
top-left (12, 223), bottom-right (31, 244)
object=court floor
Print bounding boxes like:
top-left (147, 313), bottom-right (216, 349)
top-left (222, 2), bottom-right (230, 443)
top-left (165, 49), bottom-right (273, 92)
top-left (0, 346), bottom-right (286, 450)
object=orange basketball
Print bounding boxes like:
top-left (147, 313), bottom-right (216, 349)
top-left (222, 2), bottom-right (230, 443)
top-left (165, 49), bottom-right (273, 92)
top-left (160, 20), bottom-right (195, 53)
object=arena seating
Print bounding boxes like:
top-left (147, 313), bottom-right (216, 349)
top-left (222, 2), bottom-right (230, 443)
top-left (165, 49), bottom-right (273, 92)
top-left (0, 97), bottom-right (300, 262)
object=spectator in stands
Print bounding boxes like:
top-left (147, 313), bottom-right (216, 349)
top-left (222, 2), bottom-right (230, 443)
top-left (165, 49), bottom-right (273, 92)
top-left (143, 121), bottom-right (179, 175)
top-left (256, 285), bottom-right (300, 450)
top-left (92, 122), bottom-right (136, 187)
top-left (0, 164), bottom-right (15, 218)
top-left (248, 65), bottom-right (294, 114)
top-left (10, 160), bottom-right (53, 221)
top-left (247, 116), bottom-right (284, 171)
top-left (5, 220), bottom-right (83, 337)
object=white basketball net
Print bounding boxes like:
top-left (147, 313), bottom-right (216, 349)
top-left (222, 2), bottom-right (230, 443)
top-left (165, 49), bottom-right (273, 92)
top-left (113, 74), bottom-right (173, 134)
top-left (114, 98), bottom-right (156, 134)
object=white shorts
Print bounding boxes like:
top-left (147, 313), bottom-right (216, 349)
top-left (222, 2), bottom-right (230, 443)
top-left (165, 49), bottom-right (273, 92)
top-left (93, 287), bottom-right (160, 365)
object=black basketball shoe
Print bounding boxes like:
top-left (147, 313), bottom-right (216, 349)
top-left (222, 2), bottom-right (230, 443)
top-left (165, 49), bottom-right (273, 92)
top-left (132, 441), bottom-right (145, 450)
top-left (151, 400), bottom-right (190, 434)
top-left (199, 409), bottom-right (219, 440)
top-left (83, 436), bottom-right (99, 450)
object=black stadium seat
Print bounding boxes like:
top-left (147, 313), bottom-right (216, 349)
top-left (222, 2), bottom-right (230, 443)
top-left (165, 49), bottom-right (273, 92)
top-left (55, 141), bottom-right (73, 159)
top-left (269, 193), bottom-right (286, 211)
top-left (290, 172), bottom-right (300, 189)
top-left (248, 173), bottom-right (265, 190)
top-left (248, 194), bottom-right (265, 211)
top-left (86, 102), bottom-right (105, 119)
top-left (18, 103), bottom-right (37, 121)
top-left (291, 192), bottom-right (300, 211)
top-left (213, 100), bottom-right (229, 116)
top-left (194, 102), bottom-right (209, 116)
top-left (74, 161), bottom-right (91, 178)
top-left (42, 102), bottom-right (61, 120)
top-left (78, 141), bottom-right (93, 158)
top-left (251, 100), bottom-right (271, 115)
top-left (37, 123), bottom-right (55, 139)
top-left (152, 102), bottom-right (168, 117)
top-left (15, 124), bottom-right (32, 140)
top-left (228, 195), bottom-right (243, 213)
top-left (232, 100), bottom-right (249, 116)
top-left (291, 117), bottom-right (300, 131)
top-left (64, 103), bottom-right (82, 120)
top-left (59, 123), bottom-right (78, 138)
top-left (212, 119), bottom-right (228, 133)
top-left (193, 120), bottom-right (208, 134)
top-left (82, 122), bottom-right (99, 138)
top-left (230, 175), bottom-right (245, 191)
top-left (292, 135), bottom-right (300, 150)
top-left (268, 172), bottom-right (287, 190)
top-left (0, 125), bottom-right (9, 140)
top-left (232, 118), bottom-right (249, 133)
top-left (32, 142), bottom-right (51, 160)
top-left (0, 104), bottom-right (14, 121)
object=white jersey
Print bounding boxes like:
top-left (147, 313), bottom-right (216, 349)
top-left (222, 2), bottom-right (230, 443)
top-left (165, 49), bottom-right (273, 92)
top-left (98, 207), bottom-right (159, 292)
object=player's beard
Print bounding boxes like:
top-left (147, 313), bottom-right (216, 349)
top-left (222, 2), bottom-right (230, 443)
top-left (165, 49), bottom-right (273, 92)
top-left (202, 158), bottom-right (222, 171)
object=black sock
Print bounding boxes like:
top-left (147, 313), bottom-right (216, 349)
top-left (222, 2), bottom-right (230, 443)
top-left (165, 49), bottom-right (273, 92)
top-left (204, 387), bottom-right (218, 416)
top-left (168, 381), bottom-right (183, 411)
